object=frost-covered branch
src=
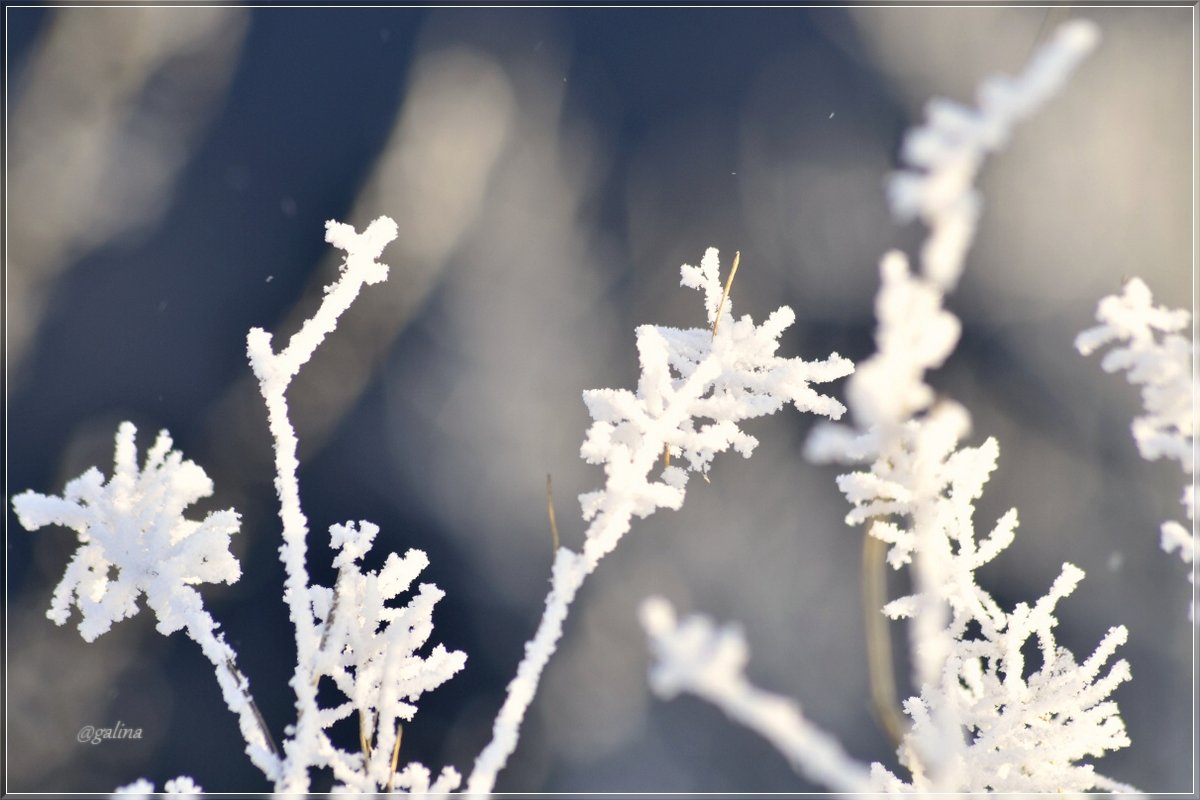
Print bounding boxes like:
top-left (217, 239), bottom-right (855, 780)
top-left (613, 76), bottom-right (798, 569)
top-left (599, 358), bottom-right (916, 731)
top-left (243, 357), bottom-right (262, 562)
top-left (642, 587), bottom-right (1136, 791)
top-left (647, 420), bottom-right (1136, 791)
top-left (640, 598), bottom-right (876, 793)
top-left (800, 20), bottom-right (1128, 790)
top-left (1077, 278), bottom-right (1196, 619)
top-left (465, 248), bottom-right (852, 795)
top-left (12, 424), bottom-right (281, 780)
top-left (888, 19), bottom-right (1100, 291)
top-left (641, 20), bottom-right (1136, 793)
top-left (244, 217), bottom-right (464, 792)
top-left (245, 217), bottom-right (398, 790)
top-left (308, 521), bottom-right (466, 793)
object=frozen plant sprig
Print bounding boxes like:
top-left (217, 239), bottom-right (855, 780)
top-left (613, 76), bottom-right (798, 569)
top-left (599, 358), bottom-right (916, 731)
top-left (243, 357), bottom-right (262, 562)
top-left (309, 521), bottom-right (466, 793)
top-left (640, 598), bottom-right (876, 792)
top-left (647, 397), bottom-right (1136, 791)
top-left (645, 411), bottom-right (1137, 790)
top-left (245, 217), bottom-right (391, 790)
top-left (642, 570), bottom-right (1137, 793)
top-left (12, 423), bottom-right (281, 780)
top-left (889, 19), bottom-right (1100, 290)
top-left (465, 248), bottom-right (853, 795)
top-left (1077, 277), bottom-right (1196, 619)
top-left (644, 19), bottom-right (1137, 793)
top-left (12, 423), bottom-right (241, 642)
top-left (245, 216), bottom-right (464, 793)
top-left (813, 414), bottom-right (1136, 791)
top-left (804, 18), bottom-right (1124, 787)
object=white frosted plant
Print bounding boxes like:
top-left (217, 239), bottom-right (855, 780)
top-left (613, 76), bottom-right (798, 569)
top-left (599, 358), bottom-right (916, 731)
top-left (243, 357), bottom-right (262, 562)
top-left (245, 217), bottom-right (464, 794)
top-left (14, 217), bottom-right (465, 795)
top-left (465, 247), bottom-right (853, 795)
top-left (642, 19), bottom-right (1140, 793)
top-left (10, 16), bottom-right (1173, 797)
top-left (1077, 278), bottom-right (1196, 619)
top-left (12, 209), bottom-right (854, 797)
top-left (11, 423), bottom-right (279, 780)
top-left (310, 521), bottom-right (466, 793)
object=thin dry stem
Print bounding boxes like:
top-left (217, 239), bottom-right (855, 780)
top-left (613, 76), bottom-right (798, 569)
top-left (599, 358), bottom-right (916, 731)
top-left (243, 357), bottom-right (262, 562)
top-left (711, 250), bottom-right (741, 338)
top-left (862, 529), bottom-right (908, 748)
top-left (545, 474), bottom-right (561, 553)
top-left (312, 577), bottom-right (343, 687)
top-left (359, 709), bottom-right (372, 760)
top-left (385, 722), bottom-right (403, 792)
top-left (223, 655), bottom-right (280, 759)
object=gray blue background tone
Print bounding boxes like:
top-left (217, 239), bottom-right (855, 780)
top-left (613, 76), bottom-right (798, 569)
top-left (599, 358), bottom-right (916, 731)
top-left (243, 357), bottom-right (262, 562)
top-left (6, 5), bottom-right (1193, 793)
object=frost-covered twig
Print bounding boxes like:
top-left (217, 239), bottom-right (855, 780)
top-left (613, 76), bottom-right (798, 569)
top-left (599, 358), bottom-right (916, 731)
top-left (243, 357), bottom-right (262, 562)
top-left (640, 598), bottom-right (875, 793)
top-left (801, 20), bottom-right (1127, 789)
top-left (888, 19), bottom-right (1100, 291)
top-left (308, 521), bottom-right (466, 793)
top-left (465, 248), bottom-right (853, 794)
top-left (12, 424), bottom-right (281, 781)
top-left (642, 587), bottom-right (1136, 792)
top-left (648, 414), bottom-right (1136, 791)
top-left (1077, 278), bottom-right (1196, 619)
top-left (245, 217), bottom-right (398, 791)
top-left (245, 217), bottom-right (465, 792)
top-left (642, 20), bottom-right (1136, 793)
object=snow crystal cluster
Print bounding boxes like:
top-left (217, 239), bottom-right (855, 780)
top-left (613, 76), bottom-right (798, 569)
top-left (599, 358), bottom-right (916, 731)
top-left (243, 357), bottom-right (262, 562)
top-left (642, 18), bottom-right (1140, 793)
top-left (1078, 277), bottom-right (1196, 619)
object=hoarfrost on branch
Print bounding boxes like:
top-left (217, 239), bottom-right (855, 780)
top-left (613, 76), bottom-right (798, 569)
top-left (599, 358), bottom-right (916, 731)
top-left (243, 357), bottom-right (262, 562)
top-left (1078, 277), bottom-right (1196, 619)
top-left (466, 246), bottom-right (852, 795)
top-left (642, 19), bottom-right (1140, 793)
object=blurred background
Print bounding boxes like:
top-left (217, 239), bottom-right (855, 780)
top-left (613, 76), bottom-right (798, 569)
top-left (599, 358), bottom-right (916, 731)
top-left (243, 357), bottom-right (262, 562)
top-left (5, 5), bottom-right (1193, 794)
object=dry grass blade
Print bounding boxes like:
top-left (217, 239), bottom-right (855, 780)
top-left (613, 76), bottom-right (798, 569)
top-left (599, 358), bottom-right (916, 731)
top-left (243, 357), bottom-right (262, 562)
top-left (546, 474), bottom-right (560, 553)
top-left (862, 529), bottom-right (908, 747)
top-left (359, 709), bottom-right (372, 760)
top-left (711, 250), bottom-right (741, 338)
top-left (385, 722), bottom-right (403, 792)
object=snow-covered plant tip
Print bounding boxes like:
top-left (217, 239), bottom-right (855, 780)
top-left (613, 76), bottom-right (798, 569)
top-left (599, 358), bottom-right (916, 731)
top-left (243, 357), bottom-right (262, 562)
top-left (642, 19), bottom-right (1143, 793)
top-left (1077, 278), bottom-right (1196, 619)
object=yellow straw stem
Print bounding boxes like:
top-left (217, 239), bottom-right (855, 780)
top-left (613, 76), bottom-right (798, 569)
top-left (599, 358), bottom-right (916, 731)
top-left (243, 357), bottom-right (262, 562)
top-left (385, 722), bottom-right (403, 792)
top-left (711, 250), bottom-right (741, 338)
top-left (359, 709), bottom-right (372, 760)
top-left (545, 474), bottom-right (561, 553)
top-left (862, 530), bottom-right (909, 748)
